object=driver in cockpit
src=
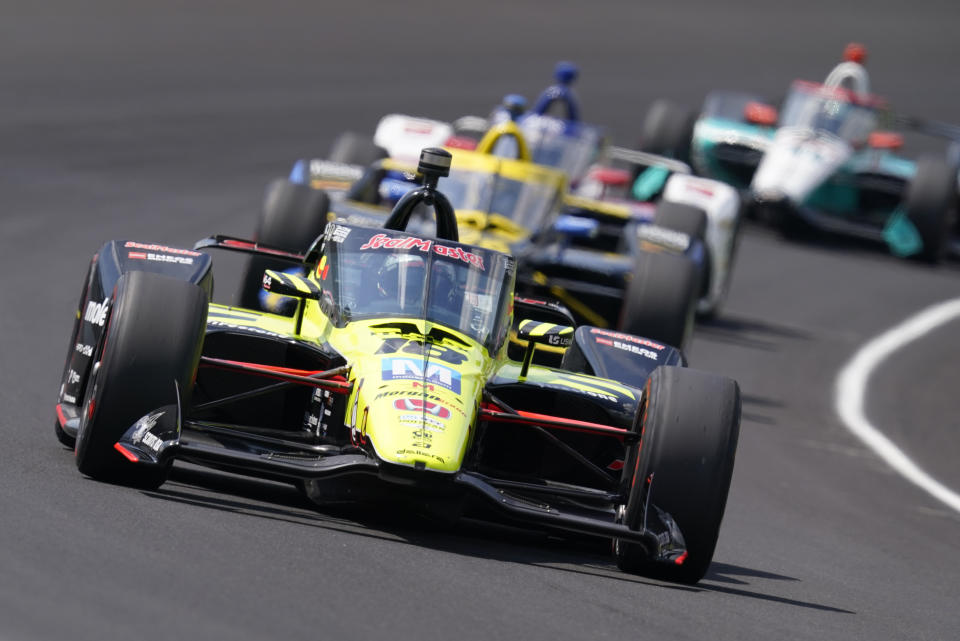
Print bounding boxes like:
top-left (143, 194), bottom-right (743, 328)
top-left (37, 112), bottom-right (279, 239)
top-left (376, 254), bottom-right (463, 321)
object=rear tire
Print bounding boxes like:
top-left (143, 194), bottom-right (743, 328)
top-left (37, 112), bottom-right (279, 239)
top-left (618, 250), bottom-right (698, 351)
top-left (640, 100), bottom-right (695, 163)
top-left (327, 132), bottom-right (388, 166)
top-left (75, 271), bottom-right (207, 486)
top-left (614, 366), bottom-right (740, 584)
top-left (905, 155), bottom-right (956, 264)
top-left (653, 202), bottom-right (710, 300)
top-left (237, 179), bottom-right (330, 310)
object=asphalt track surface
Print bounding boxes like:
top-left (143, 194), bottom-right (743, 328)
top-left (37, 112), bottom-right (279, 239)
top-left (2, 1), bottom-right (959, 639)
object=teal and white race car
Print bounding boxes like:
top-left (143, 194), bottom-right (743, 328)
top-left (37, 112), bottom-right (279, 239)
top-left (641, 44), bottom-right (959, 262)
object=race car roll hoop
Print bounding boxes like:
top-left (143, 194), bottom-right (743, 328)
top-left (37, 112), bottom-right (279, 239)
top-left (383, 147), bottom-right (459, 241)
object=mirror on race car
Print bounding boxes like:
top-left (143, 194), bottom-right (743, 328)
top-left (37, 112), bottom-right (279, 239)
top-left (517, 318), bottom-right (574, 378)
top-left (261, 269), bottom-right (321, 300)
top-left (517, 319), bottom-right (574, 347)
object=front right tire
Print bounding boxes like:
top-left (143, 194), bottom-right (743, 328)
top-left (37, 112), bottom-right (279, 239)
top-left (614, 366), bottom-right (741, 584)
top-left (905, 155), bottom-right (956, 264)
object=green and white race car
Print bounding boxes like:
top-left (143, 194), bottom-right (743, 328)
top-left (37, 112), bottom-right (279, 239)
top-left (641, 47), bottom-right (959, 262)
top-left (54, 149), bottom-right (741, 584)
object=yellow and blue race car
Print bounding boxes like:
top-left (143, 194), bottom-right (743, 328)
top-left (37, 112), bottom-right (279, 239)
top-left (54, 149), bottom-right (740, 584)
top-left (247, 116), bottom-right (707, 351)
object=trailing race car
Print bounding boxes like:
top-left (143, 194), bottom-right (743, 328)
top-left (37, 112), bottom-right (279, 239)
top-left (641, 43), bottom-right (960, 262)
top-left (571, 149), bottom-right (741, 318)
top-left (248, 115), bottom-right (707, 351)
top-left (54, 148), bottom-right (741, 584)
top-left (360, 62), bottom-right (743, 318)
top-left (371, 61), bottom-right (603, 185)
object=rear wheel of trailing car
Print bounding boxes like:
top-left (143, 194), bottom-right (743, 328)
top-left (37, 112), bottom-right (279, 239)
top-left (654, 201), bottom-right (711, 301)
top-left (905, 155), bottom-right (956, 264)
top-left (618, 250), bottom-right (698, 351)
top-left (237, 179), bottom-right (330, 310)
top-left (640, 100), bottom-right (695, 163)
top-left (614, 366), bottom-right (740, 584)
top-left (75, 271), bottom-right (207, 486)
top-left (327, 132), bottom-right (388, 166)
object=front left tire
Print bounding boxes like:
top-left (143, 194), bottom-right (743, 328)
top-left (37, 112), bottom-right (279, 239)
top-left (75, 271), bottom-right (207, 486)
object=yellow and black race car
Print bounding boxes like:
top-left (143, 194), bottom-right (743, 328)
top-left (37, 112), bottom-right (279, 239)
top-left (55, 149), bottom-right (741, 584)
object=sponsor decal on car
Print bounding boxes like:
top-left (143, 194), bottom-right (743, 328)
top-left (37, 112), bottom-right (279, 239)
top-left (75, 342), bottom-right (94, 357)
top-left (612, 340), bottom-right (659, 360)
top-left (398, 414), bottom-right (445, 430)
top-left (590, 328), bottom-right (665, 350)
top-left (62, 393), bottom-right (77, 404)
top-left (129, 251), bottom-right (194, 265)
top-left (329, 225), bottom-right (351, 243)
top-left (67, 369), bottom-right (81, 384)
top-left (130, 410), bottom-right (166, 452)
top-left (124, 241), bottom-right (201, 257)
top-left (375, 389), bottom-right (467, 415)
top-left (381, 358), bottom-right (461, 394)
top-left (394, 448), bottom-right (445, 464)
top-left (359, 233), bottom-right (485, 269)
top-left (393, 398), bottom-right (451, 419)
top-left (84, 299), bottom-right (109, 326)
top-left (636, 225), bottom-right (691, 252)
top-left (309, 160), bottom-right (364, 182)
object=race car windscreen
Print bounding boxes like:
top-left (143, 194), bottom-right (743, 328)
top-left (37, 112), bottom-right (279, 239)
top-left (520, 115), bottom-right (601, 180)
top-left (780, 83), bottom-right (877, 144)
top-left (438, 169), bottom-right (558, 231)
top-left (320, 225), bottom-right (515, 349)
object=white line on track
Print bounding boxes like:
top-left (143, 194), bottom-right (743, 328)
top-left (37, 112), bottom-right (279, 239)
top-left (835, 298), bottom-right (960, 515)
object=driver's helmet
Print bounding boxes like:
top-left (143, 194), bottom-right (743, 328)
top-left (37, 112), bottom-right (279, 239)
top-left (377, 254), bottom-right (426, 311)
top-left (428, 261), bottom-right (460, 309)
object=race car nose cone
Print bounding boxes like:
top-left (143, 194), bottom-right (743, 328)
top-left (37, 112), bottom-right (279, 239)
top-left (419, 147), bottom-right (452, 180)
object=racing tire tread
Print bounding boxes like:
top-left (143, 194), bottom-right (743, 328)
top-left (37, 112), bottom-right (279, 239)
top-left (618, 250), bottom-right (699, 351)
top-left (74, 271), bottom-right (207, 486)
top-left (615, 366), bottom-right (741, 584)
top-left (905, 155), bottom-right (956, 264)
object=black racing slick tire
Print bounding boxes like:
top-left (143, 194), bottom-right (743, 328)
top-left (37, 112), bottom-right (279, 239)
top-left (640, 100), bottom-right (695, 164)
top-left (905, 155), bottom-right (956, 264)
top-left (653, 202), bottom-right (711, 300)
top-left (237, 179), bottom-right (330, 310)
top-left (75, 271), bottom-right (207, 486)
top-left (617, 250), bottom-right (698, 352)
top-left (327, 132), bottom-right (388, 167)
top-left (614, 366), bottom-right (741, 584)
top-left (653, 201), bottom-right (708, 241)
